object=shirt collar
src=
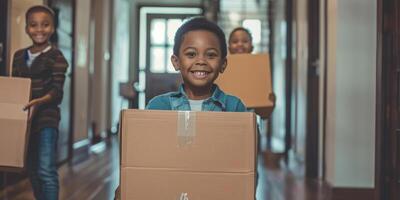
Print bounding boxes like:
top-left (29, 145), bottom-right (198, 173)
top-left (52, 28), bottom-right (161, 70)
top-left (170, 84), bottom-right (227, 110)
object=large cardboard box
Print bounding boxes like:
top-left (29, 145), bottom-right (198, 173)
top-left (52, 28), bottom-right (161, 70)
top-left (216, 53), bottom-right (274, 118)
top-left (0, 76), bottom-right (31, 171)
top-left (120, 109), bottom-right (256, 200)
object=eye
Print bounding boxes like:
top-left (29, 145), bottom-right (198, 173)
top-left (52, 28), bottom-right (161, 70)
top-left (184, 51), bottom-right (196, 58)
top-left (29, 22), bottom-right (37, 27)
top-left (230, 39), bottom-right (239, 44)
top-left (206, 52), bottom-right (218, 59)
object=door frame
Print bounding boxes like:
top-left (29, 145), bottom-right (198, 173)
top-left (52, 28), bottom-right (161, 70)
top-left (0, 0), bottom-right (9, 76)
top-left (305, 0), bottom-right (320, 179)
top-left (134, 5), bottom-right (203, 109)
top-left (376, 0), bottom-right (400, 199)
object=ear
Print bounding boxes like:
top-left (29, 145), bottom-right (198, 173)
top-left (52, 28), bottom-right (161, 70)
top-left (220, 58), bottom-right (227, 73)
top-left (171, 55), bottom-right (180, 71)
top-left (250, 45), bottom-right (254, 53)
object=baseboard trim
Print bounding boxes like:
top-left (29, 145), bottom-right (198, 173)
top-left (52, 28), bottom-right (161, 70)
top-left (329, 186), bottom-right (375, 200)
top-left (72, 139), bottom-right (90, 164)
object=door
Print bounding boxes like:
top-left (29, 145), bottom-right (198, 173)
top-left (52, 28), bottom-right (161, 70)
top-left (0, 0), bottom-right (8, 76)
top-left (305, 0), bottom-right (320, 178)
top-left (380, 0), bottom-right (400, 198)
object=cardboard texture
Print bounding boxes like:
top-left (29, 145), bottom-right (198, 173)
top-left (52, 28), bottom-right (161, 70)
top-left (120, 109), bottom-right (256, 200)
top-left (215, 53), bottom-right (274, 118)
top-left (0, 76), bottom-right (31, 171)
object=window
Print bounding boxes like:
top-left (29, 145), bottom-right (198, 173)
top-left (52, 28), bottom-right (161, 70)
top-left (149, 18), bottom-right (183, 73)
top-left (242, 19), bottom-right (262, 52)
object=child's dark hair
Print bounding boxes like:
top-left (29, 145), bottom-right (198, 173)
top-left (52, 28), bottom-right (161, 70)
top-left (173, 16), bottom-right (227, 59)
top-left (229, 27), bottom-right (253, 42)
top-left (25, 5), bottom-right (55, 23)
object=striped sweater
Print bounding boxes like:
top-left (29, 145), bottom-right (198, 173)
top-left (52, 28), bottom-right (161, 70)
top-left (12, 45), bottom-right (68, 133)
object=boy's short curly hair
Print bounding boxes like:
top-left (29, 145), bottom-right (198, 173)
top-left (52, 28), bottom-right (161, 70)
top-left (228, 27), bottom-right (253, 43)
top-left (173, 16), bottom-right (227, 59)
top-left (25, 5), bottom-right (55, 24)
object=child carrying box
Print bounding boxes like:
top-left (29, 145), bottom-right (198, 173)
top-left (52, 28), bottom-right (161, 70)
top-left (228, 27), bottom-right (276, 106)
top-left (115, 17), bottom-right (250, 200)
top-left (11, 5), bottom-right (68, 200)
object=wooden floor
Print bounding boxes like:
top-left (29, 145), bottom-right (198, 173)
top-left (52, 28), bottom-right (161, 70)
top-left (0, 136), bottom-right (329, 200)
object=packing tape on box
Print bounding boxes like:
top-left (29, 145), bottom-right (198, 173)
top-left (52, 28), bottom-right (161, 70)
top-left (0, 103), bottom-right (27, 120)
top-left (177, 111), bottom-right (196, 147)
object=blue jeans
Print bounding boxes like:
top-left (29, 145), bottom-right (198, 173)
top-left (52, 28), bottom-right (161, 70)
top-left (27, 127), bottom-right (59, 200)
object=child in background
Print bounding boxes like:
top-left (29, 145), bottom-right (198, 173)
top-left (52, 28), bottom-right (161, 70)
top-left (228, 26), bottom-right (276, 105)
top-left (228, 27), bottom-right (254, 54)
top-left (146, 17), bottom-right (246, 112)
top-left (12, 5), bottom-right (68, 200)
top-left (228, 27), bottom-right (276, 153)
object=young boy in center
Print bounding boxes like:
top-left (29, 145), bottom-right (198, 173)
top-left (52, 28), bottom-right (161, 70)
top-left (146, 17), bottom-right (246, 112)
top-left (115, 17), bottom-right (247, 200)
top-left (12, 5), bottom-right (68, 200)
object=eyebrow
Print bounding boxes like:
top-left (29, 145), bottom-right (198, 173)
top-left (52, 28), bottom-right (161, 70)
top-left (183, 46), bottom-right (219, 52)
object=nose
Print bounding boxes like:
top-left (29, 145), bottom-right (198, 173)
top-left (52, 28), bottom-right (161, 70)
top-left (195, 55), bottom-right (207, 66)
top-left (35, 25), bottom-right (44, 32)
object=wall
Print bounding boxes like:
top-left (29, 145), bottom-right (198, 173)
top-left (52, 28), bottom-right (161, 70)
top-left (291, 0), bottom-right (308, 161)
top-left (91, 0), bottom-right (112, 137)
top-left (270, 0), bottom-right (287, 153)
top-left (110, 0), bottom-right (131, 132)
top-left (73, 0), bottom-right (91, 143)
top-left (325, 0), bottom-right (376, 188)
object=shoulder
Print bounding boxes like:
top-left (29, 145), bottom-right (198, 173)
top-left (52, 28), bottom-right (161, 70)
top-left (48, 47), bottom-right (68, 67)
top-left (146, 92), bottom-right (175, 110)
top-left (13, 48), bottom-right (27, 61)
top-left (13, 48), bottom-right (26, 57)
top-left (51, 48), bottom-right (68, 60)
top-left (224, 94), bottom-right (247, 112)
top-left (213, 85), bottom-right (247, 112)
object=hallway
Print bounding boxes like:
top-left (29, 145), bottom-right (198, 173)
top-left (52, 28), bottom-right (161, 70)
top-left (0, 0), bottom-right (399, 199)
top-left (0, 137), bottom-right (329, 200)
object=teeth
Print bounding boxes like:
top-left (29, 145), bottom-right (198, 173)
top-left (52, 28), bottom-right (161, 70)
top-left (192, 71), bottom-right (207, 78)
top-left (195, 71), bottom-right (205, 76)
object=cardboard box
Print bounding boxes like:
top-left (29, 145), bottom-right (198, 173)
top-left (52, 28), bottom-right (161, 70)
top-left (0, 76), bottom-right (31, 171)
top-left (120, 109), bottom-right (256, 200)
top-left (216, 53), bottom-right (274, 118)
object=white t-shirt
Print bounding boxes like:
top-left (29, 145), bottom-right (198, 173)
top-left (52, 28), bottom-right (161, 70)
top-left (27, 45), bottom-right (52, 67)
top-left (188, 99), bottom-right (204, 111)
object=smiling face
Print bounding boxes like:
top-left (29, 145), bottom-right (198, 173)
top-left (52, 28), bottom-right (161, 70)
top-left (26, 11), bottom-right (54, 50)
top-left (171, 30), bottom-right (227, 97)
top-left (228, 29), bottom-right (253, 54)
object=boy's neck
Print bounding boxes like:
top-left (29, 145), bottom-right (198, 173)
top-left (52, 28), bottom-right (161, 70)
top-left (183, 84), bottom-right (213, 100)
top-left (30, 42), bottom-right (51, 53)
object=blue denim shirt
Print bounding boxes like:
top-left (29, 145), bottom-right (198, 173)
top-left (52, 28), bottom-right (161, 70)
top-left (146, 84), bottom-right (247, 112)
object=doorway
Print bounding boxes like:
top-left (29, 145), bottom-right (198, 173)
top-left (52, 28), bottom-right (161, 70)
top-left (136, 7), bottom-right (202, 108)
